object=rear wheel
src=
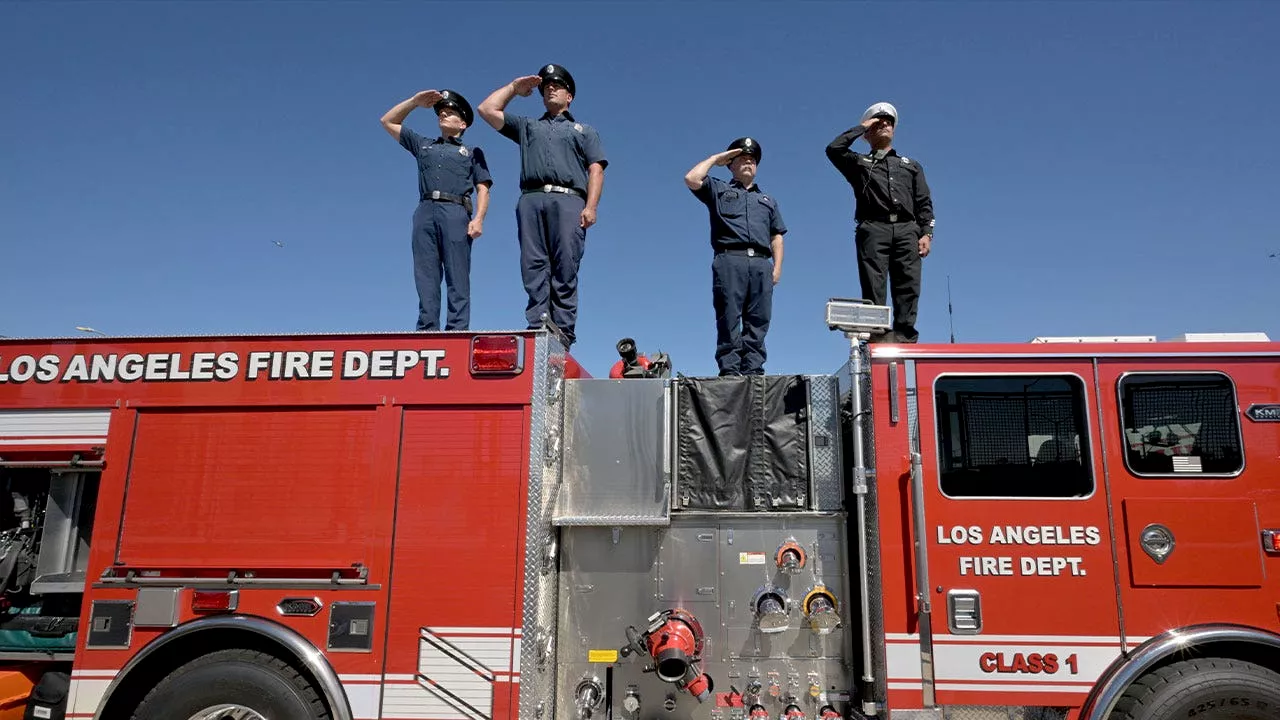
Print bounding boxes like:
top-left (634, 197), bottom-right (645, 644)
top-left (130, 648), bottom-right (330, 720)
top-left (1111, 658), bottom-right (1280, 720)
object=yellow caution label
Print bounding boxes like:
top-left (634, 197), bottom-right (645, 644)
top-left (588, 649), bottom-right (618, 663)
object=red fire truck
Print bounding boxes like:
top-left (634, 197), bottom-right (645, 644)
top-left (0, 300), bottom-right (1278, 720)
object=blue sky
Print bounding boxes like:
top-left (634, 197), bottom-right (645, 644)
top-left (3, 1), bottom-right (1278, 377)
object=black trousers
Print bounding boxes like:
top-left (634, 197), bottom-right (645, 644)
top-left (855, 220), bottom-right (922, 342)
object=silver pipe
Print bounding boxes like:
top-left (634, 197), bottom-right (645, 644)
top-left (848, 337), bottom-right (876, 692)
top-left (909, 451), bottom-right (936, 706)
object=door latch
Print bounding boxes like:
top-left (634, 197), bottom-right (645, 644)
top-left (947, 589), bottom-right (982, 634)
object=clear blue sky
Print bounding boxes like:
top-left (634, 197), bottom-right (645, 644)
top-left (3, 1), bottom-right (1277, 377)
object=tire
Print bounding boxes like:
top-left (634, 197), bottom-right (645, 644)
top-left (1111, 658), bottom-right (1280, 720)
top-left (130, 648), bottom-right (330, 720)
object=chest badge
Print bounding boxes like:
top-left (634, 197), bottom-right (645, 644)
top-left (459, 147), bottom-right (469, 157)
top-left (573, 123), bottom-right (583, 133)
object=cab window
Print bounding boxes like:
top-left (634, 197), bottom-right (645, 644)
top-left (935, 375), bottom-right (1093, 498)
top-left (1118, 373), bottom-right (1243, 476)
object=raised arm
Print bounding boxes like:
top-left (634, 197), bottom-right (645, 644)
top-left (684, 149), bottom-right (741, 190)
top-left (381, 90), bottom-right (441, 140)
top-left (477, 76), bottom-right (542, 131)
top-left (824, 117), bottom-right (877, 170)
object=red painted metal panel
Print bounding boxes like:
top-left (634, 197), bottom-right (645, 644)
top-left (0, 333), bottom-right (537, 410)
top-left (1122, 498), bottom-right (1263, 587)
top-left (117, 408), bottom-right (383, 568)
top-left (907, 359), bottom-right (1123, 704)
top-left (1099, 357), bottom-right (1280, 641)
top-left (381, 407), bottom-right (527, 719)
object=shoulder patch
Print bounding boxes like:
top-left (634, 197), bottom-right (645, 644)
top-left (459, 146), bottom-right (469, 156)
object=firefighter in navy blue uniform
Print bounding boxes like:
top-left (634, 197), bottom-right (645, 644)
top-left (825, 102), bottom-right (934, 343)
top-left (381, 88), bottom-right (492, 331)
top-left (477, 64), bottom-right (607, 350)
top-left (684, 138), bottom-right (787, 376)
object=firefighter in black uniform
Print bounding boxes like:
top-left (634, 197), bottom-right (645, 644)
top-left (825, 102), bottom-right (934, 343)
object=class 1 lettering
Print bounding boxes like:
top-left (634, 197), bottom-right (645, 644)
top-left (979, 652), bottom-right (1075, 675)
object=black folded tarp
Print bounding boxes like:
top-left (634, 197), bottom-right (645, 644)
top-left (676, 375), bottom-right (810, 510)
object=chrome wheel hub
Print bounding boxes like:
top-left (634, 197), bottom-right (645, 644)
top-left (187, 705), bottom-right (267, 720)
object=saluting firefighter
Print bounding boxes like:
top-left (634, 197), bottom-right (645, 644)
top-left (825, 102), bottom-right (935, 343)
top-left (477, 64), bottom-right (607, 350)
top-left (684, 138), bottom-right (787, 376)
top-left (381, 88), bottom-right (492, 331)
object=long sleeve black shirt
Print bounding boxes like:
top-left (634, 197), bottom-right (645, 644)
top-left (825, 126), bottom-right (935, 239)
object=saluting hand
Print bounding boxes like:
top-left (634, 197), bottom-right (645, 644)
top-left (580, 206), bottom-right (597, 229)
top-left (511, 76), bottom-right (542, 97)
top-left (414, 90), bottom-right (443, 107)
top-left (713, 148), bottom-right (743, 166)
top-left (919, 235), bottom-right (932, 258)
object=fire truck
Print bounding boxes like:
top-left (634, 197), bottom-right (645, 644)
top-left (1, 299), bottom-right (1279, 720)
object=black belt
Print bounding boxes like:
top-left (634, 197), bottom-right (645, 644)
top-left (716, 247), bottom-right (771, 259)
top-left (521, 183), bottom-right (585, 198)
top-left (858, 213), bottom-right (913, 223)
top-left (422, 190), bottom-right (473, 213)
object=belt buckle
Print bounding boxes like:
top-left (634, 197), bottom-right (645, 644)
top-left (542, 184), bottom-right (555, 193)
top-left (746, 248), bottom-right (756, 257)
top-left (431, 190), bottom-right (442, 200)
top-left (888, 213), bottom-right (898, 222)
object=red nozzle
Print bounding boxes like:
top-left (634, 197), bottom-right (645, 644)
top-left (645, 609), bottom-right (705, 683)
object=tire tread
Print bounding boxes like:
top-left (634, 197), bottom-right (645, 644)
top-left (130, 647), bottom-right (329, 720)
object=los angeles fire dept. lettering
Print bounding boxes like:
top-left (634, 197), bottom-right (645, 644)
top-left (0, 349), bottom-right (450, 384)
top-left (937, 525), bottom-right (1099, 577)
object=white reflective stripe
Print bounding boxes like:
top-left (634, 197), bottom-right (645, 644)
top-left (426, 626), bottom-right (521, 636)
top-left (67, 678), bottom-right (111, 717)
top-left (0, 437), bottom-right (107, 445)
top-left (344, 682), bottom-right (381, 720)
top-left (933, 642), bottom-right (1122, 683)
top-left (69, 669), bottom-right (118, 679)
top-left (339, 674), bottom-right (386, 682)
top-left (936, 681), bottom-right (1092, 693)
top-left (0, 410), bottom-right (110, 441)
top-left (887, 633), bottom-right (1127, 645)
top-left (889, 681), bottom-right (924, 690)
top-left (887, 639), bottom-right (924, 680)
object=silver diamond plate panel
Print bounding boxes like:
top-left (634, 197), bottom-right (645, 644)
top-left (940, 707), bottom-right (1069, 720)
top-left (519, 332), bottom-right (563, 720)
top-left (807, 374), bottom-right (844, 511)
top-left (551, 379), bottom-right (671, 527)
top-left (907, 360), bottom-right (921, 455)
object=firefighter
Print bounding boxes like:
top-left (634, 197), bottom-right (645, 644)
top-left (825, 102), bottom-right (935, 343)
top-left (381, 88), bottom-right (492, 331)
top-left (476, 64), bottom-right (607, 350)
top-left (684, 137), bottom-right (787, 376)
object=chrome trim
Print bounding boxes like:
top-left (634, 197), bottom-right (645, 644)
top-left (1092, 360), bottom-right (1128, 652)
top-left (889, 361), bottom-right (900, 424)
top-left (93, 614), bottom-right (351, 720)
top-left (1114, 370), bottom-right (1246, 479)
top-left (930, 370), bottom-right (1098, 501)
top-left (1082, 624), bottom-right (1280, 720)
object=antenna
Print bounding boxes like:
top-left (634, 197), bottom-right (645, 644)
top-left (947, 275), bottom-right (956, 343)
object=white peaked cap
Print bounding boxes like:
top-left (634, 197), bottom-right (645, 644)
top-left (860, 102), bottom-right (899, 124)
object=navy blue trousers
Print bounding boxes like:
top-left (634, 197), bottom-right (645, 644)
top-left (516, 192), bottom-right (587, 347)
top-left (411, 200), bottom-right (472, 331)
top-left (712, 252), bottom-right (773, 375)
